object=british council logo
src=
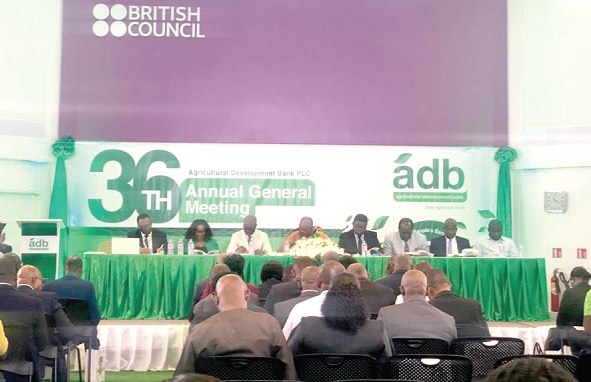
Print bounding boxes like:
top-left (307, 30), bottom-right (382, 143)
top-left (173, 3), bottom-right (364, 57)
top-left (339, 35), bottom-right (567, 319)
top-left (92, 4), bottom-right (127, 37)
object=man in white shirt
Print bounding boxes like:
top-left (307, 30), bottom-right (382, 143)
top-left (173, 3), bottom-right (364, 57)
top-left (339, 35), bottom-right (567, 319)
top-left (382, 218), bottom-right (429, 256)
top-left (226, 215), bottom-right (273, 255)
top-left (473, 219), bottom-right (518, 257)
top-left (282, 260), bottom-right (345, 339)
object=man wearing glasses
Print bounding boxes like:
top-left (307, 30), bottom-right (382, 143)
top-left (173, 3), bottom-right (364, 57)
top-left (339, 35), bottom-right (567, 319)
top-left (127, 213), bottom-right (168, 254)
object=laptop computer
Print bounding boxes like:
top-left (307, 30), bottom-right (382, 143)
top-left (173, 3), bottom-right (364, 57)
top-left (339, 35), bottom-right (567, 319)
top-left (111, 237), bottom-right (140, 255)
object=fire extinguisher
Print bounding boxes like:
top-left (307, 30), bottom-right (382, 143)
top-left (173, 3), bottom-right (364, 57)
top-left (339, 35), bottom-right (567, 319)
top-left (551, 269), bottom-right (560, 312)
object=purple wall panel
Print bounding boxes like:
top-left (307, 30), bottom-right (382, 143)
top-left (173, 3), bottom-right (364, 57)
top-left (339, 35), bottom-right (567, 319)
top-left (59, 0), bottom-right (507, 146)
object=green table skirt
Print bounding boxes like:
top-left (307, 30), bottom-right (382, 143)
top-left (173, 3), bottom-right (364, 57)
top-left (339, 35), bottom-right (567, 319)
top-left (82, 254), bottom-right (549, 321)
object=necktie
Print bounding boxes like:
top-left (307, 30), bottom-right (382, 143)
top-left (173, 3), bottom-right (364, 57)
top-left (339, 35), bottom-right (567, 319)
top-left (358, 235), bottom-right (363, 254)
top-left (247, 235), bottom-right (252, 244)
top-left (447, 239), bottom-right (453, 254)
top-left (404, 241), bottom-right (409, 253)
top-left (144, 234), bottom-right (150, 251)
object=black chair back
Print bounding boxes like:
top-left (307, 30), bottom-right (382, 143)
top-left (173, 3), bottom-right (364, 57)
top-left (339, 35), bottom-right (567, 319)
top-left (293, 354), bottom-right (377, 382)
top-left (194, 356), bottom-right (285, 381)
top-left (450, 337), bottom-right (524, 377)
top-left (576, 352), bottom-right (591, 382)
top-left (455, 324), bottom-right (490, 338)
top-left (391, 338), bottom-right (449, 355)
top-left (494, 355), bottom-right (579, 376)
top-left (0, 324), bottom-right (35, 380)
top-left (382, 354), bottom-right (472, 382)
top-left (58, 299), bottom-right (90, 326)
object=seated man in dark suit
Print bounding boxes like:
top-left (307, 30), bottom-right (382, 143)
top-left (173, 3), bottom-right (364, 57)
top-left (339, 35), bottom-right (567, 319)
top-left (338, 214), bottom-right (381, 255)
top-left (427, 269), bottom-right (490, 337)
top-left (127, 213), bottom-right (168, 254)
top-left (0, 258), bottom-right (49, 382)
top-left (347, 263), bottom-right (395, 316)
top-left (43, 256), bottom-right (101, 349)
top-left (17, 265), bottom-right (75, 382)
top-left (430, 218), bottom-right (471, 257)
top-left (263, 256), bottom-right (315, 314)
top-left (375, 254), bottom-right (411, 299)
top-left (274, 266), bottom-right (320, 327)
top-left (557, 266), bottom-right (591, 327)
top-left (188, 264), bottom-right (230, 321)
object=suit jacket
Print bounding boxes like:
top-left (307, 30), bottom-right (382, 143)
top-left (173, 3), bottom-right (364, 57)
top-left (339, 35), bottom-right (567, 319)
top-left (273, 290), bottom-right (320, 327)
top-left (0, 284), bottom-right (49, 357)
top-left (375, 269), bottom-right (407, 298)
top-left (257, 279), bottom-right (283, 307)
top-left (16, 285), bottom-right (75, 346)
top-left (430, 235), bottom-right (471, 257)
top-left (43, 274), bottom-right (101, 348)
top-left (127, 228), bottom-right (168, 254)
top-left (188, 278), bottom-right (209, 321)
top-left (429, 290), bottom-right (490, 337)
top-left (338, 230), bottom-right (381, 255)
top-left (359, 279), bottom-right (396, 315)
top-left (557, 282), bottom-right (591, 327)
top-left (377, 295), bottom-right (457, 344)
top-left (189, 295), bottom-right (266, 332)
top-left (263, 281), bottom-right (301, 314)
top-left (288, 316), bottom-right (392, 362)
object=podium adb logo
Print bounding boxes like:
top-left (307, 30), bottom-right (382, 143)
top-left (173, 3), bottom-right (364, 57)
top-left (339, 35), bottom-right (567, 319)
top-left (29, 238), bottom-right (49, 250)
top-left (392, 153), bottom-right (465, 195)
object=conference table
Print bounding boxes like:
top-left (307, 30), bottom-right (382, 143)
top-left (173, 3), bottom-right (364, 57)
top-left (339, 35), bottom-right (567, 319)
top-left (82, 253), bottom-right (550, 322)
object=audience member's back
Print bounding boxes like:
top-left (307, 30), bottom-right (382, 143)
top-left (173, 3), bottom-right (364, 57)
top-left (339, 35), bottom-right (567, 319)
top-left (485, 357), bottom-right (577, 382)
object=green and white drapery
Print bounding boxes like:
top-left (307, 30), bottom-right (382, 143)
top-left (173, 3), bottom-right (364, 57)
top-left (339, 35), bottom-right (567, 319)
top-left (49, 136), bottom-right (75, 275)
top-left (494, 147), bottom-right (517, 238)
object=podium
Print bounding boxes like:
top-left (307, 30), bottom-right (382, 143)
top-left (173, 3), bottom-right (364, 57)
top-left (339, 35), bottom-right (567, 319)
top-left (17, 219), bottom-right (63, 280)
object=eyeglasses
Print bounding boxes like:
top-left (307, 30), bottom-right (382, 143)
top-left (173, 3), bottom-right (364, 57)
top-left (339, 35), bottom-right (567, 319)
top-left (195, 230), bottom-right (206, 233)
top-left (139, 223), bottom-right (152, 229)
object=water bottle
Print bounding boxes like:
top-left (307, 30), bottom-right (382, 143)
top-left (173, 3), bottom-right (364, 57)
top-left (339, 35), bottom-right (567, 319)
top-left (518, 244), bottom-right (524, 257)
top-left (283, 242), bottom-right (290, 253)
top-left (361, 240), bottom-right (368, 257)
top-left (177, 238), bottom-right (185, 255)
top-left (498, 243), bottom-right (506, 257)
top-left (188, 239), bottom-right (195, 255)
top-left (167, 239), bottom-right (174, 255)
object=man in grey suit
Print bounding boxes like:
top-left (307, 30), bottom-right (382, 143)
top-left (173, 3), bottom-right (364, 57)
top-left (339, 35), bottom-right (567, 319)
top-left (274, 266), bottom-right (320, 327)
top-left (347, 263), bottom-right (395, 316)
top-left (377, 270), bottom-right (457, 344)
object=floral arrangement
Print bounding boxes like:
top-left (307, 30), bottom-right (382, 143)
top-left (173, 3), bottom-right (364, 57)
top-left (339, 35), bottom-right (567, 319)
top-left (286, 236), bottom-right (345, 258)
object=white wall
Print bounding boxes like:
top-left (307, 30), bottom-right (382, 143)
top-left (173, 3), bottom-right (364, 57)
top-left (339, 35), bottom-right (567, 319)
top-left (509, 0), bottom-right (591, 283)
top-left (0, 0), bottom-right (63, 253)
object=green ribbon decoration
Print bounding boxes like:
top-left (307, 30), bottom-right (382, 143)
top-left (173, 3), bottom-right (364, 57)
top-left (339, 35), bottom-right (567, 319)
top-left (494, 147), bottom-right (517, 238)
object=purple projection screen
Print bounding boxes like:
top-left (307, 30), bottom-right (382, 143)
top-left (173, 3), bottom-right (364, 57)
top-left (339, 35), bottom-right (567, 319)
top-left (59, 0), bottom-right (507, 146)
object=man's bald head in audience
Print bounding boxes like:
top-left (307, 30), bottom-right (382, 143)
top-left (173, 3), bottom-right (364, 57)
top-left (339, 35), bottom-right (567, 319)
top-left (209, 264), bottom-right (230, 279)
top-left (17, 265), bottom-right (43, 291)
top-left (0, 257), bottom-right (16, 285)
top-left (413, 260), bottom-right (433, 275)
top-left (212, 274), bottom-right (249, 311)
top-left (400, 270), bottom-right (427, 301)
top-left (299, 266), bottom-right (319, 291)
top-left (291, 256), bottom-right (315, 281)
top-left (321, 251), bottom-right (340, 263)
top-left (317, 260), bottom-right (346, 290)
top-left (2, 252), bottom-right (22, 273)
top-left (347, 263), bottom-right (369, 281)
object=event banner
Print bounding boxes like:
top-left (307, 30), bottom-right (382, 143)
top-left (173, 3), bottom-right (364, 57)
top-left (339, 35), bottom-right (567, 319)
top-left (68, 142), bottom-right (498, 242)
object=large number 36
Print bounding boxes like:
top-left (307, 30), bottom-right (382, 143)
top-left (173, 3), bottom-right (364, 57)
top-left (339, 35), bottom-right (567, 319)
top-left (88, 149), bottom-right (181, 223)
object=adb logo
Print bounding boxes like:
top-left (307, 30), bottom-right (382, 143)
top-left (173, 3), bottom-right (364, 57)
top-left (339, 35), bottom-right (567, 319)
top-left (93, 4), bottom-right (128, 37)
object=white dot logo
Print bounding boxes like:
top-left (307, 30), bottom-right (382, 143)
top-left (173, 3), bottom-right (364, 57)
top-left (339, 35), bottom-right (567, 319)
top-left (92, 3), bottom-right (127, 37)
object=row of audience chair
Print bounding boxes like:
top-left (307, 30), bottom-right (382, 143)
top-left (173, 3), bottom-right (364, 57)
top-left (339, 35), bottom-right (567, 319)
top-left (192, 337), bottom-right (591, 381)
top-left (0, 299), bottom-right (92, 382)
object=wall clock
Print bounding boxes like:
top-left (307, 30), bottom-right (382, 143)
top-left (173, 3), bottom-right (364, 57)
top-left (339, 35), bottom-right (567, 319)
top-left (544, 191), bottom-right (567, 213)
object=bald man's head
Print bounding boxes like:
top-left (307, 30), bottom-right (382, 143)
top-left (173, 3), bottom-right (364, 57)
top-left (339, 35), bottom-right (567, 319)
top-left (346, 263), bottom-right (369, 281)
top-left (17, 265), bottom-right (43, 291)
top-left (322, 251), bottom-right (340, 263)
top-left (299, 266), bottom-right (320, 291)
top-left (212, 274), bottom-right (249, 311)
top-left (318, 260), bottom-right (346, 290)
top-left (400, 269), bottom-right (427, 299)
